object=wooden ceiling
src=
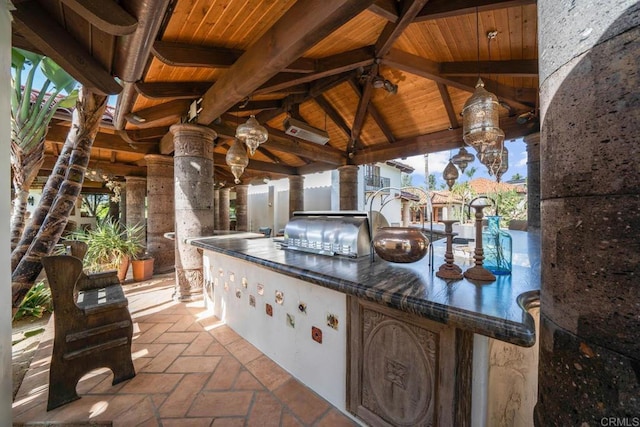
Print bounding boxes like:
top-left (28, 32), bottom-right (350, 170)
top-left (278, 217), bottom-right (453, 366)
top-left (11, 0), bottom-right (540, 188)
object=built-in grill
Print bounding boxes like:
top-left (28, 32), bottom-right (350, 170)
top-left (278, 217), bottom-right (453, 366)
top-left (283, 211), bottom-right (387, 258)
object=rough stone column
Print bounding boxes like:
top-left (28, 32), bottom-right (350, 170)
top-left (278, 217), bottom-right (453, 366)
top-left (524, 133), bottom-right (540, 229)
top-left (219, 187), bottom-right (230, 231)
top-left (125, 176), bottom-right (147, 241)
top-left (171, 124), bottom-right (216, 301)
top-left (288, 175), bottom-right (304, 219)
top-left (119, 186), bottom-right (127, 225)
top-left (338, 165), bottom-right (358, 210)
top-left (235, 185), bottom-right (249, 231)
top-left (213, 187), bottom-right (220, 230)
top-left (145, 154), bottom-right (175, 273)
top-left (535, 2), bottom-right (640, 424)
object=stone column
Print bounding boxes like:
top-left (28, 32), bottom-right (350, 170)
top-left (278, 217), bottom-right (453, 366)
top-left (119, 186), bottom-right (127, 226)
top-left (402, 201), bottom-right (411, 227)
top-left (288, 175), bottom-right (304, 219)
top-left (535, 2), bottom-right (640, 424)
top-left (219, 187), bottom-right (230, 231)
top-left (524, 133), bottom-right (540, 230)
top-left (213, 187), bottom-right (220, 230)
top-left (125, 176), bottom-right (147, 240)
top-left (145, 154), bottom-right (175, 273)
top-left (171, 124), bottom-right (216, 301)
top-left (338, 165), bottom-right (358, 210)
top-left (235, 185), bottom-right (249, 231)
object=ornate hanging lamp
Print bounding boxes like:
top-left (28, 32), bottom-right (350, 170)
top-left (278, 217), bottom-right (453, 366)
top-left (443, 160), bottom-right (459, 190)
top-left (481, 144), bottom-right (509, 182)
top-left (451, 146), bottom-right (475, 173)
top-left (235, 114), bottom-right (268, 156)
top-left (226, 138), bottom-right (249, 184)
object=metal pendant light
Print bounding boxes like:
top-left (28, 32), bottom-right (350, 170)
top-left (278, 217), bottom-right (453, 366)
top-left (226, 138), bottom-right (249, 184)
top-left (443, 160), bottom-right (459, 190)
top-left (451, 146), bottom-right (475, 173)
top-left (482, 145), bottom-right (509, 182)
top-left (235, 115), bottom-right (268, 156)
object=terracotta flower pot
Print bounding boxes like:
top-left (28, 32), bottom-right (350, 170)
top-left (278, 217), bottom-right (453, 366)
top-left (132, 258), bottom-right (154, 282)
top-left (117, 257), bottom-right (130, 282)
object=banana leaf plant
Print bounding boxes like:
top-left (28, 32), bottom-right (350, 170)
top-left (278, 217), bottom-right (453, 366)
top-left (10, 48), bottom-right (78, 250)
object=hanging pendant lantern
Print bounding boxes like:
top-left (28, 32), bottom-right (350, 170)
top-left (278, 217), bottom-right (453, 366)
top-left (235, 114), bottom-right (268, 156)
top-left (451, 146), bottom-right (475, 173)
top-left (226, 138), bottom-right (249, 184)
top-left (462, 78), bottom-right (505, 157)
top-left (483, 145), bottom-right (509, 182)
top-left (443, 160), bottom-right (459, 190)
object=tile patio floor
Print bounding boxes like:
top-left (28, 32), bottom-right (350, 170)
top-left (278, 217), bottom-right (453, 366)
top-left (12, 273), bottom-right (359, 426)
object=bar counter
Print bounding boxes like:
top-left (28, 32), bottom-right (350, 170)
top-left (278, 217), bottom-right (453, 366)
top-left (189, 229), bottom-right (540, 347)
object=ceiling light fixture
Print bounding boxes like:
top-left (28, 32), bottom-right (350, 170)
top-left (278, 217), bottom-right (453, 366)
top-left (451, 146), bottom-right (475, 173)
top-left (225, 138), bottom-right (249, 184)
top-left (443, 159), bottom-right (459, 190)
top-left (235, 114), bottom-right (268, 156)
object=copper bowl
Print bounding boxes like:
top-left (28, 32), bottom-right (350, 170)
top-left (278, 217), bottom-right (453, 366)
top-left (372, 227), bottom-right (430, 263)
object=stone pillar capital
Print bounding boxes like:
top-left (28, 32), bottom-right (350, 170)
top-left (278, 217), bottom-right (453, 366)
top-left (170, 124), bottom-right (216, 159)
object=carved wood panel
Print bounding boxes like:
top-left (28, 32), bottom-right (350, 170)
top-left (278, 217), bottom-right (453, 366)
top-left (349, 298), bottom-right (458, 427)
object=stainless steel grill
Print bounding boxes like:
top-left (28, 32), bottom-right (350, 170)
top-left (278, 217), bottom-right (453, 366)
top-left (283, 211), bottom-right (387, 258)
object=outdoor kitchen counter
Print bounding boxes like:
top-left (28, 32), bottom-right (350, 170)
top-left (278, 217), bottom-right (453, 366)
top-left (190, 229), bottom-right (540, 347)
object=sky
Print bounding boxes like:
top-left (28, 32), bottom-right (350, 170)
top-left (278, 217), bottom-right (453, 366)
top-left (397, 138), bottom-right (528, 188)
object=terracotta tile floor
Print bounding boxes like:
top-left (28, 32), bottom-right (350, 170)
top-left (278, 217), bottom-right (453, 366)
top-left (12, 274), bottom-right (359, 426)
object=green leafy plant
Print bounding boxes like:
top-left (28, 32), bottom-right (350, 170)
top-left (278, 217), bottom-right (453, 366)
top-left (14, 281), bottom-right (52, 320)
top-left (69, 218), bottom-right (144, 272)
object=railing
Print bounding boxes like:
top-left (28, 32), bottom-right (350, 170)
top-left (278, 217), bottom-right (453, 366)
top-left (364, 175), bottom-right (390, 192)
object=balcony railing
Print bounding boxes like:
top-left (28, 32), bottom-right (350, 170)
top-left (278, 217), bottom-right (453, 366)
top-left (364, 175), bottom-right (390, 192)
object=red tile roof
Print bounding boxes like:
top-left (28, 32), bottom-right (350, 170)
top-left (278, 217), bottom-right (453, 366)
top-left (468, 178), bottom-right (526, 194)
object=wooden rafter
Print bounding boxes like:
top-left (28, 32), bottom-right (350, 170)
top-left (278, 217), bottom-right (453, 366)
top-left (12, 1), bottom-right (122, 95)
top-left (41, 155), bottom-right (146, 177)
top-left (60, 0), bottom-right (138, 35)
top-left (46, 125), bottom-right (157, 155)
top-left (212, 154), bottom-right (296, 176)
top-left (314, 96), bottom-right (352, 139)
top-left (135, 82), bottom-right (213, 100)
top-left (196, 0), bottom-right (376, 125)
top-left (350, 66), bottom-right (377, 150)
top-left (152, 41), bottom-right (316, 73)
top-left (440, 60), bottom-right (538, 77)
top-left (125, 99), bottom-right (191, 127)
top-left (368, 0), bottom-right (399, 22)
top-left (414, 0), bottom-right (536, 22)
top-left (255, 147), bottom-right (285, 165)
top-left (347, 78), bottom-right (395, 143)
top-left (375, 0), bottom-right (431, 58)
top-left (228, 100), bottom-right (283, 113)
top-left (436, 83), bottom-right (460, 129)
top-left (126, 127), bottom-right (171, 141)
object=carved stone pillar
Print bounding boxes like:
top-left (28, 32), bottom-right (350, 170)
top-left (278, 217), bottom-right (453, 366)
top-left (288, 175), bottom-right (304, 219)
top-left (125, 176), bottom-right (146, 240)
top-left (213, 187), bottom-right (220, 230)
top-left (535, 2), bottom-right (640, 424)
top-left (338, 165), bottom-right (358, 210)
top-left (219, 187), bottom-right (230, 231)
top-left (171, 124), bottom-right (216, 301)
top-left (523, 133), bottom-right (540, 230)
top-left (145, 154), bottom-right (175, 273)
top-left (235, 185), bottom-right (249, 232)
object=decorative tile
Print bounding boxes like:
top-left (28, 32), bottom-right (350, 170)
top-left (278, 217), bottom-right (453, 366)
top-left (257, 284), bottom-right (264, 296)
top-left (275, 290), bottom-right (284, 305)
top-left (286, 313), bottom-right (295, 328)
top-left (326, 313), bottom-right (339, 330)
top-left (249, 295), bottom-right (256, 307)
top-left (242, 277), bottom-right (248, 288)
top-left (235, 289), bottom-right (242, 299)
top-left (266, 303), bottom-right (273, 317)
top-left (311, 326), bottom-right (323, 344)
top-left (229, 272), bottom-right (235, 282)
top-left (298, 302), bottom-right (307, 314)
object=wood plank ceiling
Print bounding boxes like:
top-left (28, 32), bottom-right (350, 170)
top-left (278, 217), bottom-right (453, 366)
top-left (11, 0), bottom-right (540, 188)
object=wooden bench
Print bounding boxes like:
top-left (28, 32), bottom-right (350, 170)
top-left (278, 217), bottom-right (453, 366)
top-left (41, 255), bottom-right (136, 411)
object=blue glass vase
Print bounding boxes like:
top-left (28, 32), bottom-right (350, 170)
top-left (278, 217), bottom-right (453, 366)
top-left (482, 216), bottom-right (512, 275)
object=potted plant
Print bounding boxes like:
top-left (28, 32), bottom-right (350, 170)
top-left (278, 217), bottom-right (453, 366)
top-left (69, 218), bottom-right (144, 282)
top-left (131, 253), bottom-right (154, 282)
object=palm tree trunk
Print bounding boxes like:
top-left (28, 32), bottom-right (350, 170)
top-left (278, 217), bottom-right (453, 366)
top-left (10, 140), bottom-right (45, 251)
top-left (12, 87), bottom-right (107, 310)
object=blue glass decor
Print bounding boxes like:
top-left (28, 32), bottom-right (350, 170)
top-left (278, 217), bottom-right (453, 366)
top-left (482, 216), bottom-right (512, 275)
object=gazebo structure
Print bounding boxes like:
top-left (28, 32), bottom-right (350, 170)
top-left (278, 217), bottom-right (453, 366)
top-left (2, 1), bottom-right (639, 425)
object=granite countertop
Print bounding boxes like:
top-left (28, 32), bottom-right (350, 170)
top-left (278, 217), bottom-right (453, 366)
top-left (190, 230), bottom-right (541, 346)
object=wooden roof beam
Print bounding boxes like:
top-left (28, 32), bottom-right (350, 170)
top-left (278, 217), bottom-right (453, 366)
top-left (440, 59), bottom-right (538, 77)
top-left (313, 96), bottom-right (352, 139)
top-left (228, 100), bottom-right (283, 113)
top-left (347, 78), bottom-right (396, 143)
top-left (255, 46), bottom-right (375, 95)
top-left (46, 124), bottom-right (157, 155)
top-left (368, 0), bottom-right (399, 22)
top-left (212, 154), bottom-right (296, 176)
top-left (436, 83), bottom-right (460, 129)
top-left (11, 1), bottom-right (122, 95)
top-left (375, 0), bottom-right (431, 58)
top-left (41, 155), bottom-right (146, 177)
top-left (152, 41), bottom-right (316, 73)
top-left (196, 0), bottom-right (377, 125)
top-left (60, 0), bottom-right (138, 35)
top-left (135, 81), bottom-right (213, 100)
top-left (125, 99), bottom-right (191, 127)
top-left (414, 0), bottom-right (536, 22)
top-left (352, 115), bottom-right (539, 164)
top-left (350, 64), bottom-right (377, 153)
top-left (125, 127), bottom-right (171, 141)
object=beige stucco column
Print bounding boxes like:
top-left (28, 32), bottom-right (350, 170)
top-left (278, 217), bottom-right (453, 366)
top-left (235, 185), bottom-right (249, 231)
top-left (145, 154), bottom-right (175, 273)
top-left (338, 165), bottom-right (358, 210)
top-left (219, 187), bottom-right (230, 231)
top-left (288, 175), bottom-right (304, 219)
top-left (535, 2), bottom-right (640, 424)
top-left (124, 176), bottom-right (147, 241)
top-left (171, 124), bottom-right (216, 301)
top-left (523, 132), bottom-right (540, 230)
